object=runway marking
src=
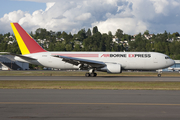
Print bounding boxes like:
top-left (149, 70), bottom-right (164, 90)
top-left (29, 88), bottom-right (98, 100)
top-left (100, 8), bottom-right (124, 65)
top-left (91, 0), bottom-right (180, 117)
top-left (1, 102), bottom-right (180, 106)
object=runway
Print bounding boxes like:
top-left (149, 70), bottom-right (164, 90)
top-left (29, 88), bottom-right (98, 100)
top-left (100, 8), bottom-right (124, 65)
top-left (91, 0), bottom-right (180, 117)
top-left (0, 76), bottom-right (180, 81)
top-left (1, 76), bottom-right (180, 119)
top-left (0, 89), bottom-right (180, 120)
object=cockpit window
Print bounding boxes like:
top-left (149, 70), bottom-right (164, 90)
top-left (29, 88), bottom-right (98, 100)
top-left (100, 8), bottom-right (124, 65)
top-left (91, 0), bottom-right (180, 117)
top-left (165, 56), bottom-right (170, 59)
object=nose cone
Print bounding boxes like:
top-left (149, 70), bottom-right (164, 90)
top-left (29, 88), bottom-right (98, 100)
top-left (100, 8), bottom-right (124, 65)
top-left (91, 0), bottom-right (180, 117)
top-left (169, 59), bottom-right (175, 66)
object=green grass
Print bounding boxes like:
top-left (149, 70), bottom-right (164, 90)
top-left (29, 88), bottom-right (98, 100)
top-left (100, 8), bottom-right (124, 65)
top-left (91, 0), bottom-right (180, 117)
top-left (0, 71), bottom-right (180, 90)
top-left (0, 70), bottom-right (180, 77)
top-left (1, 81), bottom-right (180, 90)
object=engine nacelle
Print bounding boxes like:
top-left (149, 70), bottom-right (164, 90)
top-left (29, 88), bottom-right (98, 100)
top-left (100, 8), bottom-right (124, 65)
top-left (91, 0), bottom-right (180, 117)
top-left (100, 63), bottom-right (122, 73)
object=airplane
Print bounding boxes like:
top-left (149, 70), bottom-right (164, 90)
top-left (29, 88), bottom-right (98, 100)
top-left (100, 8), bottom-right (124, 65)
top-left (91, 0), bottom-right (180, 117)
top-left (168, 67), bottom-right (180, 72)
top-left (10, 23), bottom-right (175, 77)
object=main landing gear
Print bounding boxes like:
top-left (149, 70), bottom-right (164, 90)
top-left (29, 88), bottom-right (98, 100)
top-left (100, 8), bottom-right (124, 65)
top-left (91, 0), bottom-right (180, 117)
top-left (85, 73), bottom-right (97, 77)
top-left (85, 69), bottom-right (97, 77)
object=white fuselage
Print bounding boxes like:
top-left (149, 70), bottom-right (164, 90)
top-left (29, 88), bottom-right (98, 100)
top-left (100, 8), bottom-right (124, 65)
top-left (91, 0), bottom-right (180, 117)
top-left (15, 52), bottom-right (175, 71)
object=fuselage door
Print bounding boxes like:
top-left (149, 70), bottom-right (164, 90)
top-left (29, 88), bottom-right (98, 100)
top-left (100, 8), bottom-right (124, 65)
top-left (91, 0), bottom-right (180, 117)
top-left (153, 55), bottom-right (158, 63)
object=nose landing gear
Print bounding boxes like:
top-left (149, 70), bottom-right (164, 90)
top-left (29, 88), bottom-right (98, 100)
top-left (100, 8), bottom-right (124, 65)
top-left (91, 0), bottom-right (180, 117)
top-left (157, 70), bottom-right (162, 77)
top-left (157, 74), bottom-right (161, 77)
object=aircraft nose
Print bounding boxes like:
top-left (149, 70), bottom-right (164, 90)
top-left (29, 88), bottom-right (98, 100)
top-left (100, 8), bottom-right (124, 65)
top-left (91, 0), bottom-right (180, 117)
top-left (169, 59), bottom-right (175, 66)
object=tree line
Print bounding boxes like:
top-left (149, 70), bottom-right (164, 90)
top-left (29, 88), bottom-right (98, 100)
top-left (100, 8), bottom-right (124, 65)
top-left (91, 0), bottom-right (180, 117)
top-left (0, 26), bottom-right (180, 60)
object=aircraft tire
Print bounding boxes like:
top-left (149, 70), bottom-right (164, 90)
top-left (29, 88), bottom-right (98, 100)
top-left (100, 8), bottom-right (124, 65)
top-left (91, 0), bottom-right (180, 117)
top-left (158, 74), bottom-right (161, 77)
top-left (94, 73), bottom-right (97, 77)
top-left (90, 73), bottom-right (97, 77)
top-left (85, 73), bottom-right (90, 77)
top-left (90, 73), bottom-right (94, 77)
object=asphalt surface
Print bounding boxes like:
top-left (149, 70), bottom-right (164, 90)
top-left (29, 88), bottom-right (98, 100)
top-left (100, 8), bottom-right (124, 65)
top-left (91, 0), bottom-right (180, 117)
top-left (0, 89), bottom-right (180, 120)
top-left (0, 76), bottom-right (180, 81)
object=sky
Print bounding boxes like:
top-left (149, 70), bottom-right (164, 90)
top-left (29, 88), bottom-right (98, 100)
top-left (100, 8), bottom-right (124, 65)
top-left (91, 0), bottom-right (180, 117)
top-left (1, 0), bottom-right (180, 35)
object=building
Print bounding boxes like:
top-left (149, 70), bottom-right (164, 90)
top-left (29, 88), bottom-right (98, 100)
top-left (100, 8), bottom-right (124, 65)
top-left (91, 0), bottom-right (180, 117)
top-left (0, 55), bottom-right (29, 70)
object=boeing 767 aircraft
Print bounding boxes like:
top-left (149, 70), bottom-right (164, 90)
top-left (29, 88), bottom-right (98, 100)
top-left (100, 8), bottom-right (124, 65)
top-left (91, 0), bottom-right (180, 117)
top-left (10, 23), bottom-right (175, 77)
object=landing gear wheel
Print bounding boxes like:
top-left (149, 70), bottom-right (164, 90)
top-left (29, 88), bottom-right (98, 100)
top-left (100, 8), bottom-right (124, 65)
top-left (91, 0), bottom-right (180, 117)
top-left (94, 73), bottom-right (97, 77)
top-left (90, 73), bottom-right (97, 77)
top-left (85, 73), bottom-right (97, 77)
top-left (90, 73), bottom-right (95, 77)
top-left (85, 73), bottom-right (90, 77)
top-left (158, 74), bottom-right (161, 77)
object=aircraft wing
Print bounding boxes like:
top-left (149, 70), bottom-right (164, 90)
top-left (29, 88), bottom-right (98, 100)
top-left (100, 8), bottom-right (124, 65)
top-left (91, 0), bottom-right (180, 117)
top-left (53, 55), bottom-right (106, 68)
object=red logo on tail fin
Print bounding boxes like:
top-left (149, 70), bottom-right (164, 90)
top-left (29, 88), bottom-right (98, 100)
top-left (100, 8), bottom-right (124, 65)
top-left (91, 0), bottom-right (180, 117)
top-left (13, 23), bottom-right (47, 54)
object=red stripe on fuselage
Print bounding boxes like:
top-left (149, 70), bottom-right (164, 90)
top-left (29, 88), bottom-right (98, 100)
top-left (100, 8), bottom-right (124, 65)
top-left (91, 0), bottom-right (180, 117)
top-left (52, 54), bottom-right (99, 57)
top-left (13, 23), bottom-right (46, 54)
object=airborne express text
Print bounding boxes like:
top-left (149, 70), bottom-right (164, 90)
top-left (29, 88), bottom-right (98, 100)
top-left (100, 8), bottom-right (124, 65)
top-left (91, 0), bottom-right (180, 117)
top-left (101, 54), bottom-right (151, 58)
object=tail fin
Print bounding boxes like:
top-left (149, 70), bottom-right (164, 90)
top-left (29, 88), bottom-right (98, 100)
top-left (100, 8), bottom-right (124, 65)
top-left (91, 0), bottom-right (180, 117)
top-left (10, 23), bottom-right (47, 55)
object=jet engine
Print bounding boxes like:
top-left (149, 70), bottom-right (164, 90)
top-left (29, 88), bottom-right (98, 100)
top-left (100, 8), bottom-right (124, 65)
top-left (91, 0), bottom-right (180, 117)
top-left (100, 63), bottom-right (122, 73)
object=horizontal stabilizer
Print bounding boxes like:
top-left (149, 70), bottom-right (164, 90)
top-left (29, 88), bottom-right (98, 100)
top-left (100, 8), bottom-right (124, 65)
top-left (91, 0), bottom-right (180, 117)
top-left (10, 53), bottom-right (36, 60)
